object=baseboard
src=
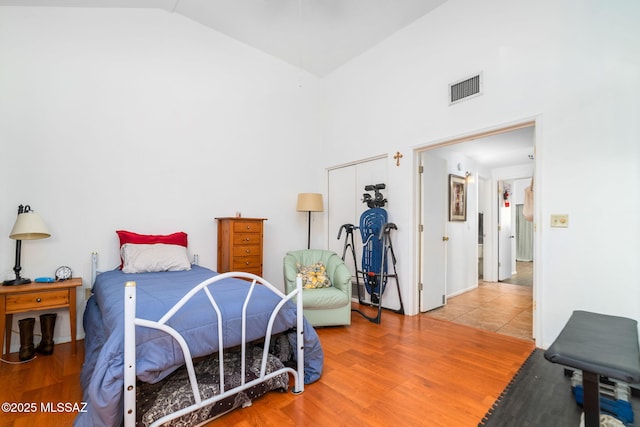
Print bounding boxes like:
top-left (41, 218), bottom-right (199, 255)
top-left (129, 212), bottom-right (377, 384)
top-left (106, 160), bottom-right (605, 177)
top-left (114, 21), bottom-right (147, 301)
top-left (447, 284), bottom-right (479, 299)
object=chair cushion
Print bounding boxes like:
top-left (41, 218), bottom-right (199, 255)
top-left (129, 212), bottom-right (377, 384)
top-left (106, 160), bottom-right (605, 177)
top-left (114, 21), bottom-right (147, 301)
top-left (302, 286), bottom-right (350, 309)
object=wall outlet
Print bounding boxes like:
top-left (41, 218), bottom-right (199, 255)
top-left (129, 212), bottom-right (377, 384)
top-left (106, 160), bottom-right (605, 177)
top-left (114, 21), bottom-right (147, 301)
top-left (550, 214), bottom-right (569, 228)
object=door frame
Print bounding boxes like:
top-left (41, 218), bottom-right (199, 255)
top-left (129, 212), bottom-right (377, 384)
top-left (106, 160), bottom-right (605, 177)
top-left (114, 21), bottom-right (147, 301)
top-left (414, 117), bottom-right (541, 345)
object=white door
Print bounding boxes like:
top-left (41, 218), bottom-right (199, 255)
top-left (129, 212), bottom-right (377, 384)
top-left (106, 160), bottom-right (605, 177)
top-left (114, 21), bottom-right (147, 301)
top-left (498, 181), bottom-right (513, 281)
top-left (328, 157), bottom-right (388, 295)
top-left (328, 166), bottom-right (357, 262)
top-left (420, 153), bottom-right (448, 312)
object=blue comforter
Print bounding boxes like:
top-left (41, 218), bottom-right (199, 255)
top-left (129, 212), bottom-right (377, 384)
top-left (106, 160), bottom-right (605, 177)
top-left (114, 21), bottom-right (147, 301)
top-left (75, 266), bottom-right (323, 427)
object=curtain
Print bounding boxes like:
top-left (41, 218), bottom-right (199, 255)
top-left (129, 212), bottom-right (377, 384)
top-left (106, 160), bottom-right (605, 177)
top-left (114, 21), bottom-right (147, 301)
top-left (516, 204), bottom-right (533, 261)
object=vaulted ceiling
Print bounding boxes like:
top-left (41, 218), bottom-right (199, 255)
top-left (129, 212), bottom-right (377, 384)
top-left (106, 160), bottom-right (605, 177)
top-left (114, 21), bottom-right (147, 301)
top-left (1, 0), bottom-right (535, 167)
top-left (0, 0), bottom-right (447, 76)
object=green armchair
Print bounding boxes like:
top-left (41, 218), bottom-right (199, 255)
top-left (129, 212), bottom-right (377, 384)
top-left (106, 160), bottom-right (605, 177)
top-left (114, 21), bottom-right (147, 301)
top-left (283, 249), bottom-right (352, 327)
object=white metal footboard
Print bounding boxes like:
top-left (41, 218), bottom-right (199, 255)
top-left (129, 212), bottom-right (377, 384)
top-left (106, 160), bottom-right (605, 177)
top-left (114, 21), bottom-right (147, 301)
top-left (123, 272), bottom-right (304, 427)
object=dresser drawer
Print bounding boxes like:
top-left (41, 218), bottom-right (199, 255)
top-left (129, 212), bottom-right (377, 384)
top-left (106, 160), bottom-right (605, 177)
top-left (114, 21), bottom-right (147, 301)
top-left (233, 233), bottom-right (261, 245)
top-left (6, 289), bottom-right (69, 312)
top-left (232, 221), bottom-right (263, 233)
top-left (240, 267), bottom-right (262, 277)
top-left (232, 245), bottom-right (261, 257)
top-left (232, 255), bottom-right (262, 270)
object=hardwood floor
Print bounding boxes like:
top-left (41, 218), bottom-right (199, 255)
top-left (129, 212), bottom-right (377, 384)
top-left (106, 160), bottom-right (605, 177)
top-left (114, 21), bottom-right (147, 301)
top-left (0, 341), bottom-right (84, 426)
top-left (218, 306), bottom-right (535, 426)
top-left (0, 307), bottom-right (535, 426)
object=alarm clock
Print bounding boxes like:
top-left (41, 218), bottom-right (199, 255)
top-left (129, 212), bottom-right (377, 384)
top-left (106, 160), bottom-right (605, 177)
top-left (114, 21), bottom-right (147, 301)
top-left (55, 266), bottom-right (72, 281)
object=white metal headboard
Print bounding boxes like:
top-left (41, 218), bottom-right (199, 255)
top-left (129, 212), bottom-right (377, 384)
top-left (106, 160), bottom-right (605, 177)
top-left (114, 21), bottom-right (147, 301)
top-left (91, 252), bottom-right (99, 287)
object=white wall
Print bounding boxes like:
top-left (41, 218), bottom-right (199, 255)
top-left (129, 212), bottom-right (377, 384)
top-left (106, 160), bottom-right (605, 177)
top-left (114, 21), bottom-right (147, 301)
top-left (1, 1), bottom-right (639, 351)
top-left (0, 7), bottom-right (325, 349)
top-left (323, 0), bottom-right (640, 347)
top-left (513, 178), bottom-right (533, 206)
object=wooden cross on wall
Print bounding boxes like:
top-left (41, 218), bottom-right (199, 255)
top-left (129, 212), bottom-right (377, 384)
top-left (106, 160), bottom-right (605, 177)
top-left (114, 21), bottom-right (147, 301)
top-left (393, 151), bottom-right (403, 166)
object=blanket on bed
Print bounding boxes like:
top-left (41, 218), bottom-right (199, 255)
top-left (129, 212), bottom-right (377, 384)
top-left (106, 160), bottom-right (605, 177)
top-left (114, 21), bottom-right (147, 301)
top-left (137, 345), bottom-right (289, 427)
top-left (75, 266), bottom-right (323, 427)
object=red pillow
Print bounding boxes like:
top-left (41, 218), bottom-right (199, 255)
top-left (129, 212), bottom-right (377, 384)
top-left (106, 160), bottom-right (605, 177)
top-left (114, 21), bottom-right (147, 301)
top-left (116, 230), bottom-right (188, 268)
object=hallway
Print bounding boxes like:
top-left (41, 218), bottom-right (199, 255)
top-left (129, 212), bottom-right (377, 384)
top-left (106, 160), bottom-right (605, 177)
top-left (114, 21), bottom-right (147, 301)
top-left (502, 261), bottom-right (533, 287)
top-left (424, 279), bottom-right (533, 341)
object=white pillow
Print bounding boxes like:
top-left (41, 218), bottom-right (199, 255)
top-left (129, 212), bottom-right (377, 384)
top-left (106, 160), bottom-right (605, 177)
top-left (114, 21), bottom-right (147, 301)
top-left (121, 243), bottom-right (191, 273)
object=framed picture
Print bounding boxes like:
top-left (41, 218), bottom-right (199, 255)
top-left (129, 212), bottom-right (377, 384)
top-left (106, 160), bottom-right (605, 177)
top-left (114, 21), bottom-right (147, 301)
top-left (449, 174), bottom-right (467, 221)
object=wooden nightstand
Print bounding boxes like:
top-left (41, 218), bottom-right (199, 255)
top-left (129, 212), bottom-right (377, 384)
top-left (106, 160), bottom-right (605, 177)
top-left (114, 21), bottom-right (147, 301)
top-left (0, 277), bottom-right (82, 357)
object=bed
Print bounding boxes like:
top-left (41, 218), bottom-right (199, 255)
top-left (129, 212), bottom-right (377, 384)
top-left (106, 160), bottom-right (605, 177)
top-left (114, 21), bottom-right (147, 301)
top-left (75, 250), bottom-right (323, 427)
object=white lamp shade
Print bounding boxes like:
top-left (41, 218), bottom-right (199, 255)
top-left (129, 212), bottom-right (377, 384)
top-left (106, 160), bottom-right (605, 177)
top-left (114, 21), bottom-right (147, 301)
top-left (296, 193), bottom-right (324, 212)
top-left (9, 211), bottom-right (51, 240)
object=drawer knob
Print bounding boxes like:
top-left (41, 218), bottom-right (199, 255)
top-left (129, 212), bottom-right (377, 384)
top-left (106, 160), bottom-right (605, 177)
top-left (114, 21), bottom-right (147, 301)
top-left (245, 249), bottom-right (250, 253)
top-left (244, 237), bottom-right (251, 241)
top-left (36, 297), bottom-right (42, 303)
top-left (245, 261), bottom-right (250, 265)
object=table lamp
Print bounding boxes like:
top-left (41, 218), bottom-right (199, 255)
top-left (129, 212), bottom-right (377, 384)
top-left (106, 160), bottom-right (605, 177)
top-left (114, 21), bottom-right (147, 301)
top-left (4, 204), bottom-right (51, 286)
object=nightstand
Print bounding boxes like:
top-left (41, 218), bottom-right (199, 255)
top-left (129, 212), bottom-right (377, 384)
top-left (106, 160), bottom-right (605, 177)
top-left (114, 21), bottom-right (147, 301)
top-left (0, 277), bottom-right (82, 357)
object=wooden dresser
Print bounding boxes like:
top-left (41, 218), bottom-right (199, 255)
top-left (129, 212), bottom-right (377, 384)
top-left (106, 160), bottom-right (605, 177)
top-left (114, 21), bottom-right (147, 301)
top-left (215, 217), bottom-right (267, 277)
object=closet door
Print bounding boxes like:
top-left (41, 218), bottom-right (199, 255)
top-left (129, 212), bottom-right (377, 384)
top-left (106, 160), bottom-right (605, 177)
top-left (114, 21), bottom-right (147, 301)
top-left (328, 166), bottom-right (356, 263)
top-left (327, 157), bottom-right (388, 287)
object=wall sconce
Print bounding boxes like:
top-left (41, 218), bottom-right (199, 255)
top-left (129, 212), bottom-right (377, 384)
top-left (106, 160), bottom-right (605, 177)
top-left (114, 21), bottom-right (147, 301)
top-left (296, 193), bottom-right (323, 249)
top-left (465, 171), bottom-right (475, 184)
top-left (4, 204), bottom-right (51, 285)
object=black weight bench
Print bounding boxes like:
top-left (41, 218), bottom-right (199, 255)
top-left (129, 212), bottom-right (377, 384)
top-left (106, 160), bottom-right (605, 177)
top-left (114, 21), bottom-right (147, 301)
top-left (544, 310), bottom-right (640, 427)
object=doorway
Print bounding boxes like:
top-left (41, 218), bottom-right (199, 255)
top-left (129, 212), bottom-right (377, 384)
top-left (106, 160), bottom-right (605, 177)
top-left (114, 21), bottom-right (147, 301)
top-left (501, 183), bottom-right (534, 287)
top-left (418, 120), bottom-right (537, 340)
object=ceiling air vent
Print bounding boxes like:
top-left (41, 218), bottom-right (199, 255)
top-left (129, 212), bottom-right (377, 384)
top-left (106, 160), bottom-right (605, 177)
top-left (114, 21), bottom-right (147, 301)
top-left (449, 73), bottom-right (482, 104)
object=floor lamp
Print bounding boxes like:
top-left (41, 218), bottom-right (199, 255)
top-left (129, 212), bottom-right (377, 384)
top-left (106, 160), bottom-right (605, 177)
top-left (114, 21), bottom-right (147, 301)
top-left (296, 193), bottom-right (323, 249)
top-left (4, 204), bottom-right (51, 285)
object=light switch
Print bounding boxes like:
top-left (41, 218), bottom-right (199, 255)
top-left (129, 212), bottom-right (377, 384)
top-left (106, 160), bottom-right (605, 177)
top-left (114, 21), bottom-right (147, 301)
top-left (551, 214), bottom-right (569, 228)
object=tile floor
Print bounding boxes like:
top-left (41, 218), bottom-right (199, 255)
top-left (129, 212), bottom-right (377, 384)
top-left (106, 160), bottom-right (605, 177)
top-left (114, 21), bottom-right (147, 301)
top-left (424, 262), bottom-right (533, 341)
